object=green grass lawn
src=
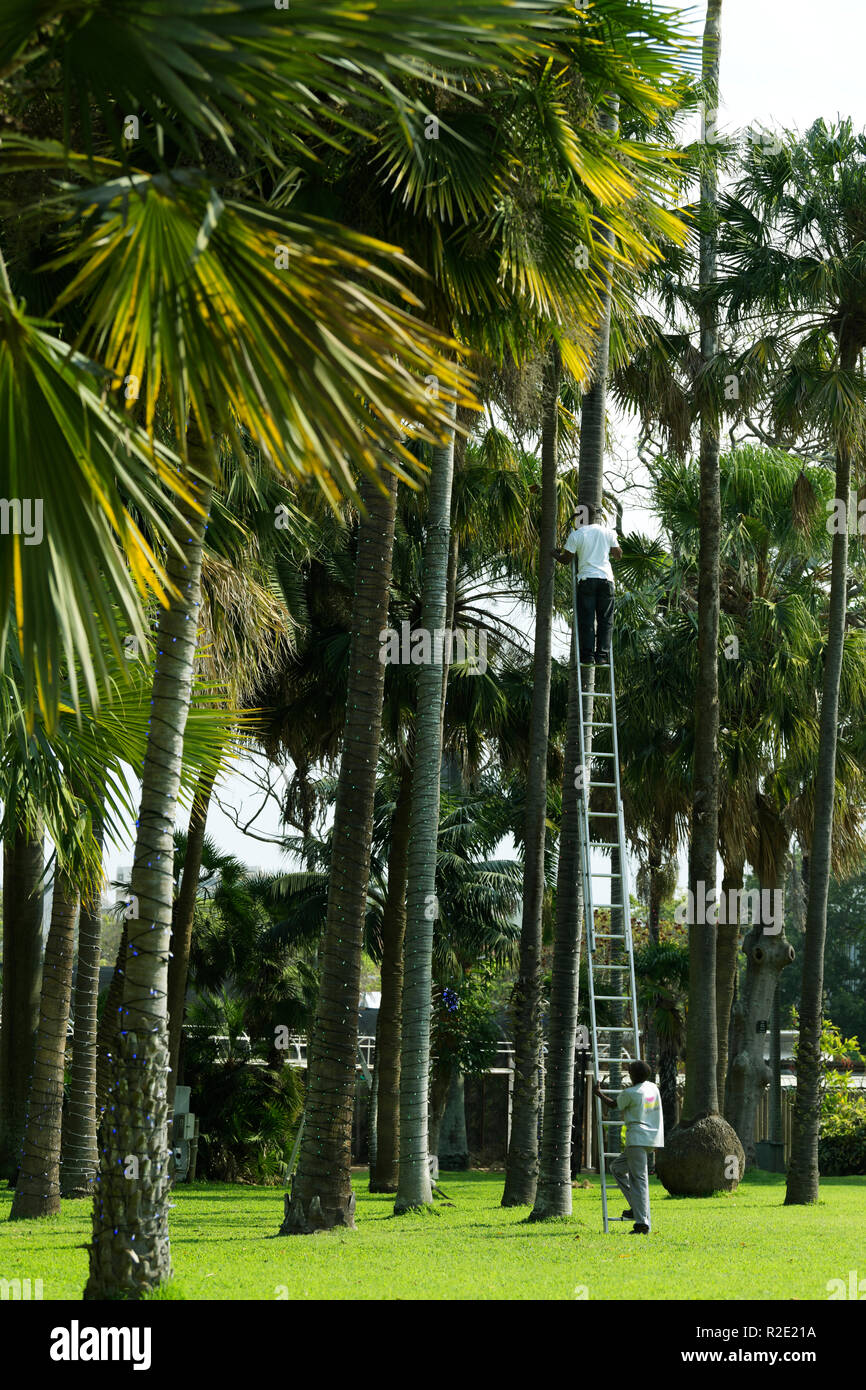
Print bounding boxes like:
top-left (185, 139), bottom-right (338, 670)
top-left (0, 1170), bottom-right (862, 1300)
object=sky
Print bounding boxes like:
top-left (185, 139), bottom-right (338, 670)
top-left (100, 1), bottom-right (866, 891)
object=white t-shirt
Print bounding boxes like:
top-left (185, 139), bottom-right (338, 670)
top-left (563, 523), bottom-right (619, 584)
top-left (616, 1080), bottom-right (664, 1148)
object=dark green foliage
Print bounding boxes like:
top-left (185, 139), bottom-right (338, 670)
top-left (781, 859), bottom-right (866, 1045)
top-left (184, 996), bottom-right (304, 1185)
top-left (819, 1093), bottom-right (866, 1176)
top-left (433, 966), bottom-right (501, 1080)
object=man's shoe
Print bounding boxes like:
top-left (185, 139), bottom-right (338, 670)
top-left (630, 1223), bottom-right (650, 1235)
top-left (622, 1209), bottom-right (634, 1220)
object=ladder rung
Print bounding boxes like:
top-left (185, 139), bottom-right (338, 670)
top-left (592, 842), bottom-right (620, 848)
top-left (602, 1119), bottom-right (626, 1125)
top-left (588, 781), bottom-right (617, 788)
top-left (594, 933), bottom-right (626, 939)
top-left (587, 873), bottom-right (622, 878)
top-left (588, 811), bottom-right (618, 818)
top-left (591, 752), bottom-right (616, 758)
top-left (584, 721), bottom-right (613, 728)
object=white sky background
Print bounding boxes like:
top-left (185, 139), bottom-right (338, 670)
top-left (99, 1), bottom-right (866, 891)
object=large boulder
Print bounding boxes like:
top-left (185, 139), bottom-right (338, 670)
top-left (655, 1114), bottom-right (745, 1196)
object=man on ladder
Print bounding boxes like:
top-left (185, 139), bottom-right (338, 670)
top-left (593, 1062), bottom-right (664, 1234)
top-left (553, 506), bottom-right (621, 664)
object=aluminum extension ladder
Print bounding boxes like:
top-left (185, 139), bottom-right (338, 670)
top-left (571, 564), bottom-right (641, 1233)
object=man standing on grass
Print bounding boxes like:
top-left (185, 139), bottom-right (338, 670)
top-left (593, 1060), bottom-right (664, 1234)
top-left (553, 506), bottom-right (622, 666)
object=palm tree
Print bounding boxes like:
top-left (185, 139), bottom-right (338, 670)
top-left (681, 0), bottom-right (724, 1131)
top-left (0, 823), bottom-right (43, 1180)
top-left (396, 412), bottom-right (459, 1212)
top-left (167, 501), bottom-right (294, 1106)
top-left (8, 870), bottom-right (79, 1219)
top-left (59, 806), bottom-right (104, 1199)
top-left (369, 758), bottom-right (413, 1193)
top-left (717, 119), bottom-right (866, 1202)
top-left (0, 634), bottom-right (234, 1218)
top-left (283, 471), bottom-right (400, 1231)
top-left (502, 344), bottom-right (561, 1209)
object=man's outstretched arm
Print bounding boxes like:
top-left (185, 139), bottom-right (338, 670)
top-left (592, 1081), bottom-right (619, 1111)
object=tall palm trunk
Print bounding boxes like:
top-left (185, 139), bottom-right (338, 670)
top-left (86, 453), bottom-right (214, 1297)
top-left (9, 871), bottom-right (79, 1219)
top-left (530, 652), bottom-right (582, 1218)
top-left (369, 759), bottom-right (413, 1193)
top-left (282, 471), bottom-right (399, 1232)
top-left (682, 0), bottom-right (723, 1125)
top-left (0, 825), bottom-right (44, 1181)
top-left (659, 1044), bottom-right (679, 1132)
top-left (644, 847), bottom-right (664, 1077)
top-left (395, 395), bottom-right (457, 1214)
top-left (504, 343), bottom-right (561, 1208)
top-left (60, 809), bottom-right (105, 1198)
top-left (715, 857), bottom-right (743, 1112)
top-left (167, 767), bottom-right (216, 1110)
top-left (786, 438), bottom-right (852, 1204)
top-left (648, 849), bottom-right (663, 945)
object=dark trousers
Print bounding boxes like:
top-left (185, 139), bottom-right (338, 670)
top-left (576, 578), bottom-right (614, 664)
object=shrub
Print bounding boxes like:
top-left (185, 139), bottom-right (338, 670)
top-left (818, 1089), bottom-right (866, 1176)
top-left (187, 1053), bottom-right (304, 1185)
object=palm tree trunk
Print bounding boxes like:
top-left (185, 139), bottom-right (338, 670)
top-left (644, 850), bottom-right (664, 1077)
top-left (659, 1044), bottom-right (679, 1132)
top-left (86, 451), bottom-right (214, 1297)
top-left (682, 0), bottom-right (723, 1125)
top-left (505, 342), bottom-right (561, 1208)
top-left (60, 810), bottom-right (104, 1198)
top-left (167, 767), bottom-right (216, 1110)
top-left (0, 825), bottom-right (44, 1181)
top-left (395, 396), bottom-right (457, 1214)
top-left (786, 438), bottom-right (851, 1204)
top-left (369, 759), bottom-right (413, 1193)
top-left (282, 470), bottom-right (399, 1233)
top-left (9, 871), bottom-right (79, 1219)
top-left (530, 652), bottom-right (583, 1218)
top-left (715, 857), bottom-right (743, 1113)
top-left (648, 852), bottom-right (663, 945)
